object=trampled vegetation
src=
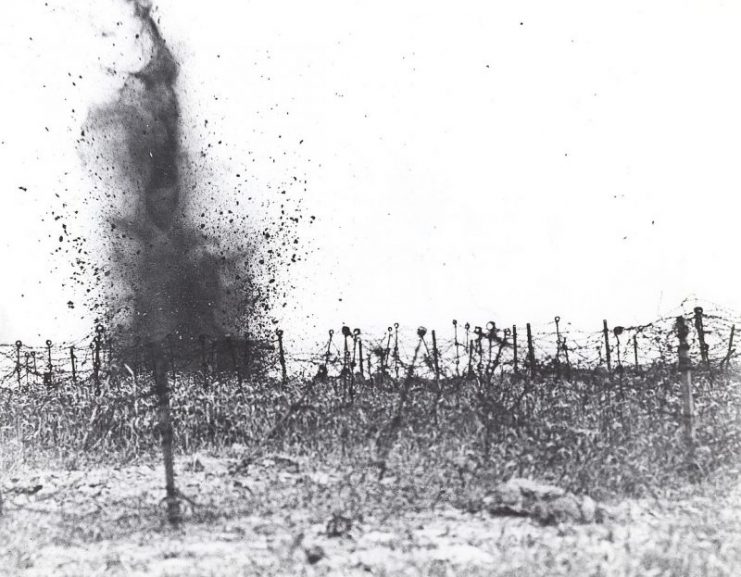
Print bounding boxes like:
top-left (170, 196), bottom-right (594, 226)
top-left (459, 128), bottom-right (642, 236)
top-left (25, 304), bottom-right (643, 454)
top-left (3, 355), bottom-right (741, 499)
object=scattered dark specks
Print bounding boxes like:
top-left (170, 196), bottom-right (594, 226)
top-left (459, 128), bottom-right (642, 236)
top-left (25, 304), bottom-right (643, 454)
top-left (52, 0), bottom-right (314, 342)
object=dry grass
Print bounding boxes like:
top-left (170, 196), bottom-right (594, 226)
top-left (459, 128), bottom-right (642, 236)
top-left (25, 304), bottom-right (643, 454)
top-left (3, 367), bottom-right (741, 495)
top-left (2, 367), bottom-right (741, 575)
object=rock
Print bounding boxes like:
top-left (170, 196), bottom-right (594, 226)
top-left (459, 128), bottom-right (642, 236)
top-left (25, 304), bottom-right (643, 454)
top-left (9, 484), bottom-right (43, 495)
top-left (485, 478), bottom-right (602, 525)
top-left (487, 478), bottom-right (565, 517)
top-left (326, 513), bottom-right (352, 538)
top-left (535, 494), bottom-right (582, 525)
top-left (305, 545), bottom-right (325, 564)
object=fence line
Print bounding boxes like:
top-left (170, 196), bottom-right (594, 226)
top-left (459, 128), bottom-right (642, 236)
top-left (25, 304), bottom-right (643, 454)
top-left (1, 302), bottom-right (739, 390)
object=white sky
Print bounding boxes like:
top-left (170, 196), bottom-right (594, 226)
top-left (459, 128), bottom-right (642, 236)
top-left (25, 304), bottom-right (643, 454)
top-left (1, 0), bottom-right (741, 347)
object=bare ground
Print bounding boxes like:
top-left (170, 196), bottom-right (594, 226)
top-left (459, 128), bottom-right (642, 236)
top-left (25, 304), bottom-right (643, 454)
top-left (2, 451), bottom-right (741, 577)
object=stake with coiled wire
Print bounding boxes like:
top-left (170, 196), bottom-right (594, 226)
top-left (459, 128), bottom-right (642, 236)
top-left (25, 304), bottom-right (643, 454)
top-left (276, 329), bottom-right (287, 387)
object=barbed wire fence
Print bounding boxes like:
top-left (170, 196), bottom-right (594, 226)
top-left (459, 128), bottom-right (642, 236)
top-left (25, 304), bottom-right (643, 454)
top-left (4, 299), bottom-right (741, 522)
top-left (2, 301), bottom-right (739, 389)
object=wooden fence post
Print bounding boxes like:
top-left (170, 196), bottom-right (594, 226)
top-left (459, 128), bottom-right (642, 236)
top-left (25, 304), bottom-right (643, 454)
top-left (317, 330), bottom-right (332, 381)
top-left (431, 329), bottom-right (442, 420)
top-left (356, 330), bottom-right (365, 379)
top-left (554, 316), bottom-right (562, 374)
top-left (512, 325), bottom-right (518, 375)
top-left (694, 307), bottom-right (710, 368)
top-left (725, 325), bottom-right (736, 371)
top-left (44, 339), bottom-right (53, 388)
top-left (633, 334), bottom-right (639, 369)
top-left (486, 322), bottom-right (495, 374)
top-left (467, 341), bottom-right (475, 377)
top-left (30, 351), bottom-right (38, 385)
top-left (474, 326), bottom-right (484, 375)
top-left (431, 329), bottom-right (441, 383)
top-left (382, 327), bottom-right (393, 374)
top-left (24, 352), bottom-right (30, 386)
top-left (276, 329), bottom-right (288, 386)
top-left (151, 339), bottom-right (181, 525)
top-left (526, 323), bottom-right (535, 378)
top-left (603, 320), bottom-right (612, 373)
top-left (15, 341), bottom-right (22, 386)
top-left (348, 328), bottom-right (358, 401)
top-left (676, 316), bottom-right (695, 457)
top-left (341, 326), bottom-right (351, 377)
top-left (393, 323), bottom-right (400, 379)
top-left (562, 338), bottom-right (571, 376)
top-left (464, 322), bottom-right (471, 363)
top-left (453, 320), bottom-right (461, 377)
top-left (70, 345), bottom-right (77, 384)
top-left (341, 326), bottom-right (352, 401)
top-left (613, 327), bottom-right (624, 368)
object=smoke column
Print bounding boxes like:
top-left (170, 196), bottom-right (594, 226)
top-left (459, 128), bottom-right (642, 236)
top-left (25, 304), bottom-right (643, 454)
top-left (86, 0), bottom-right (222, 343)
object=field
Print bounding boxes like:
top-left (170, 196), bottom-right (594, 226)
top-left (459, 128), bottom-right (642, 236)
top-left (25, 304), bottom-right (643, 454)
top-left (2, 341), bottom-right (741, 577)
top-left (2, 449), bottom-right (741, 576)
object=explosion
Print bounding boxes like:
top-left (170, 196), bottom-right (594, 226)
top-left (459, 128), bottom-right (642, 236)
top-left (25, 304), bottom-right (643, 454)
top-left (85, 0), bottom-right (223, 343)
